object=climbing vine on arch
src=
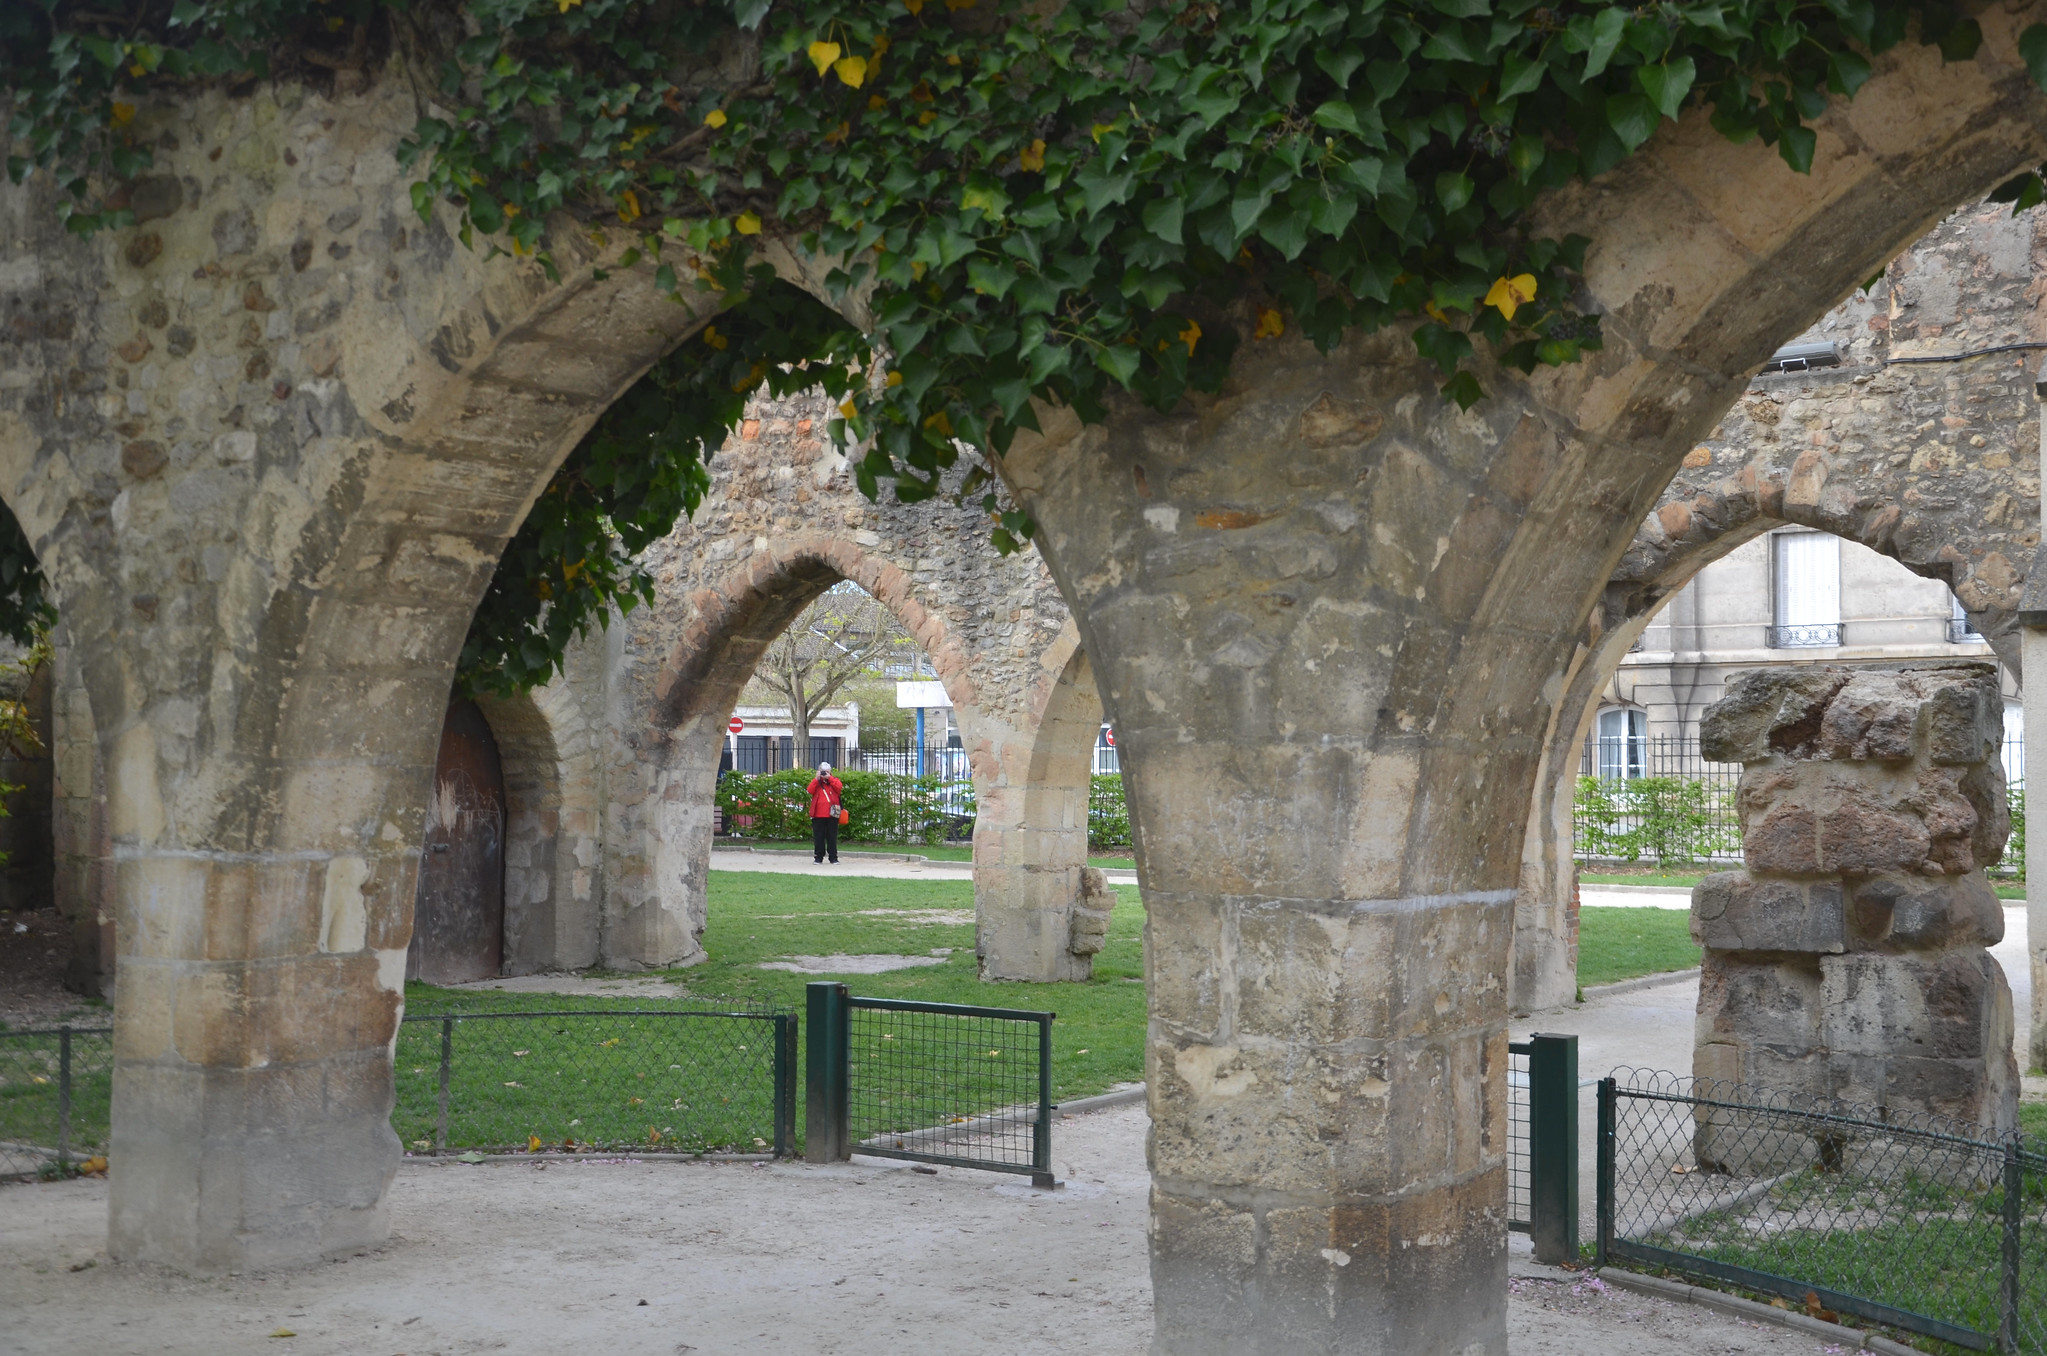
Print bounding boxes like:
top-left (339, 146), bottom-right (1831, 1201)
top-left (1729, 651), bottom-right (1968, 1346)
top-left (8, 0), bottom-right (2047, 692)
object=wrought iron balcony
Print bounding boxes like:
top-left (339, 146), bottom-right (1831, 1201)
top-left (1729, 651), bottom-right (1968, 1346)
top-left (1768, 623), bottom-right (1840, 648)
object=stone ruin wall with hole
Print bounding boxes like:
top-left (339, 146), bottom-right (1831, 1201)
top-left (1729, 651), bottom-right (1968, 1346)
top-left (1692, 663), bottom-right (2018, 1131)
top-left (7, 169), bottom-right (2042, 1010)
top-left (1517, 201), bottom-right (2045, 1016)
top-left (489, 385), bottom-right (1104, 983)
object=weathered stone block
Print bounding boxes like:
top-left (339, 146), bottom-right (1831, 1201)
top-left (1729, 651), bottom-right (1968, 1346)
top-left (1691, 873), bottom-right (1844, 952)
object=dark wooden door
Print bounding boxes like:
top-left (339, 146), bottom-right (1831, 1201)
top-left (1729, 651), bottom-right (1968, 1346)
top-left (406, 699), bottom-right (506, 985)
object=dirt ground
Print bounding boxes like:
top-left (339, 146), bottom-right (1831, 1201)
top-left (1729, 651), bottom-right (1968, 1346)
top-left (2, 1103), bottom-right (1890, 1356)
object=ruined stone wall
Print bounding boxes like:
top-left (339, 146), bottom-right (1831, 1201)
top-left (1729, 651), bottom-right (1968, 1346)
top-left (1692, 663), bottom-right (2017, 1130)
top-left (1517, 202), bottom-right (2046, 1015)
top-left (499, 388), bottom-right (1101, 980)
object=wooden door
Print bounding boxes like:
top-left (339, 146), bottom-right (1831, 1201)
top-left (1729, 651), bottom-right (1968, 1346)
top-left (406, 699), bottom-right (506, 985)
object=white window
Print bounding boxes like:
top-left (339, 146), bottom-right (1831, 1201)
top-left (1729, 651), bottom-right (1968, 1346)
top-left (1595, 707), bottom-right (1647, 779)
top-left (1951, 594), bottom-right (1984, 643)
top-left (1772, 531), bottom-right (1839, 647)
top-left (2004, 702), bottom-right (2024, 786)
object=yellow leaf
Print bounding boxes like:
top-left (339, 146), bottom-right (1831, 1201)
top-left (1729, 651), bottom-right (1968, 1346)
top-left (110, 102), bottom-right (136, 126)
top-left (704, 109), bottom-right (727, 129)
top-left (616, 189), bottom-right (641, 223)
top-left (1423, 299), bottom-right (1449, 323)
top-left (917, 110), bottom-right (937, 126)
top-left (268, 1331), bottom-right (296, 1340)
top-left (839, 399), bottom-right (858, 418)
top-left (1019, 138), bottom-right (1046, 173)
top-left (808, 41), bottom-right (842, 77)
top-left (904, 0), bottom-right (925, 12)
top-left (1090, 122), bottom-right (1117, 143)
top-left (868, 94), bottom-right (887, 111)
top-left (834, 56), bottom-right (868, 88)
top-left (128, 64), bottom-right (146, 77)
top-left (1254, 307), bottom-right (1284, 340)
top-left (735, 211), bottom-right (762, 235)
top-left (703, 324), bottom-right (729, 351)
top-left (528, 1135), bottom-right (542, 1152)
top-left (885, 370), bottom-right (903, 387)
top-left (556, 0), bottom-right (581, 10)
top-left (1483, 273), bottom-right (1539, 321)
top-left (923, 410), bottom-right (954, 437)
top-left (1177, 319), bottom-right (1202, 356)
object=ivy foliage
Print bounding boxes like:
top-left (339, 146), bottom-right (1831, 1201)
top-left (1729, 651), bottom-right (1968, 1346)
top-left (9, 0), bottom-right (2047, 695)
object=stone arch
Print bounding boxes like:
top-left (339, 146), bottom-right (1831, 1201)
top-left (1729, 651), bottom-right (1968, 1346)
top-left (1512, 203), bottom-right (2043, 1012)
top-left (477, 677), bottom-right (603, 976)
top-left (973, 623), bottom-right (1109, 982)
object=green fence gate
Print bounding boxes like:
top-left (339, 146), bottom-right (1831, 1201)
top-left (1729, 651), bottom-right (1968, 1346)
top-left (805, 981), bottom-right (1055, 1186)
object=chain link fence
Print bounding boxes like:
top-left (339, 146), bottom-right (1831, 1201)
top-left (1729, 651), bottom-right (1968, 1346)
top-left (0, 1026), bottom-right (113, 1178)
top-left (1598, 1069), bottom-right (2045, 1352)
top-left (396, 1004), bottom-right (795, 1157)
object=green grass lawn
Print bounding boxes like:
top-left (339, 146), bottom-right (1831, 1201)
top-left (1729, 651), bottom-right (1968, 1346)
top-left (719, 837), bottom-right (1136, 869)
top-left (1582, 866), bottom-right (2027, 901)
top-left (1575, 907), bottom-right (1701, 988)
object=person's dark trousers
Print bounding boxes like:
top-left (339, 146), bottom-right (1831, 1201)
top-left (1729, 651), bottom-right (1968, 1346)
top-left (812, 815), bottom-right (839, 863)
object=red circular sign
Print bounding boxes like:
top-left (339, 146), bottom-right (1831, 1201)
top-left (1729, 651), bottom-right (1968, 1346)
top-left (1104, 727), bottom-right (1115, 747)
top-left (728, 716), bottom-right (744, 734)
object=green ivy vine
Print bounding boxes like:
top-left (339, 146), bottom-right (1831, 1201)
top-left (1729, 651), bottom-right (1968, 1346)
top-left (7, 0), bottom-right (2047, 690)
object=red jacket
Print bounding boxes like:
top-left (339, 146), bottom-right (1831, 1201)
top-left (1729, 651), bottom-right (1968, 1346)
top-left (807, 774), bottom-right (842, 818)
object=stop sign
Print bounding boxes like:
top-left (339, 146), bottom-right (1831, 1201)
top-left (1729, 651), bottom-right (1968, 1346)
top-left (728, 716), bottom-right (744, 734)
top-left (1104, 726), bottom-right (1115, 747)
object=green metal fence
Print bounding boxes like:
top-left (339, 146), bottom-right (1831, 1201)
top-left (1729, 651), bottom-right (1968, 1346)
top-left (805, 981), bottom-right (1054, 1185)
top-left (1597, 1070), bottom-right (2045, 1352)
top-left (1507, 1034), bottom-right (1580, 1266)
top-left (0, 1025), bottom-right (113, 1178)
top-left (396, 1005), bottom-right (796, 1156)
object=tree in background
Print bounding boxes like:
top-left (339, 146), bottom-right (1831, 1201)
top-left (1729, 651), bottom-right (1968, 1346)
top-left (753, 583), bottom-right (910, 754)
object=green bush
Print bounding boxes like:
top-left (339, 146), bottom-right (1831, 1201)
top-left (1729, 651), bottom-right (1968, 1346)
top-left (1090, 774), bottom-right (1130, 848)
top-left (716, 768), bottom-right (969, 845)
top-left (2001, 778), bottom-right (2025, 878)
top-left (1574, 775), bottom-right (1740, 867)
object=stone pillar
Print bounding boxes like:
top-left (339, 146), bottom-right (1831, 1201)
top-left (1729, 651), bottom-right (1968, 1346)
top-left (2025, 367), bottom-right (2047, 1073)
top-left (1692, 663), bottom-right (2018, 1128)
top-left (972, 640), bottom-right (1106, 982)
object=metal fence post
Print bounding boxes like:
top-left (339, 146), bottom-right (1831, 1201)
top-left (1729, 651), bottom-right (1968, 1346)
top-left (56, 1028), bottom-right (72, 1172)
top-left (772, 1012), bottom-right (797, 1157)
top-left (1595, 1077), bottom-right (1616, 1268)
top-left (1527, 1033), bottom-right (1579, 1265)
top-left (1031, 1013), bottom-right (1055, 1188)
top-left (435, 1016), bottom-right (453, 1156)
top-left (805, 982), bottom-right (849, 1162)
top-left (1999, 1137), bottom-right (2022, 1354)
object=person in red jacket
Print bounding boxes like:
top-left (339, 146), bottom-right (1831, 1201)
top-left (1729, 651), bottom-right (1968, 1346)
top-left (807, 762), bottom-right (843, 864)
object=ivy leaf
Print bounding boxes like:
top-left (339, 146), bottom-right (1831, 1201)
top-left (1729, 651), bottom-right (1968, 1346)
top-left (1411, 322), bottom-right (1473, 376)
top-left (1141, 196), bottom-right (1184, 244)
top-left (960, 182), bottom-right (1009, 222)
top-left (1259, 210), bottom-right (1310, 260)
top-left (1314, 48), bottom-right (1365, 89)
top-left (1441, 370), bottom-right (1485, 410)
top-left (1497, 52), bottom-right (1547, 100)
top-left (2022, 24), bottom-right (2047, 91)
top-left (1311, 101), bottom-right (1363, 136)
top-left (1826, 49), bottom-right (1871, 97)
top-left (1094, 344), bottom-right (1141, 386)
top-left (1635, 57), bottom-right (1695, 120)
top-left (1938, 18), bottom-right (1982, 63)
top-left (728, 0), bottom-right (772, 30)
top-left (1777, 123), bottom-right (1817, 174)
top-left (1580, 8), bottom-right (1627, 79)
top-left (1605, 93), bottom-right (1658, 152)
top-left (1435, 171), bottom-right (1474, 213)
top-left (967, 259), bottom-right (1017, 299)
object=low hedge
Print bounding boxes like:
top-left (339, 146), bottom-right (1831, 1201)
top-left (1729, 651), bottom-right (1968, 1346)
top-left (716, 768), bottom-right (971, 845)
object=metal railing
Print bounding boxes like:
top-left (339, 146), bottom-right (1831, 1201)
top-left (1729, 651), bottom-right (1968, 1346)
top-left (0, 1025), bottom-right (113, 1178)
top-left (1507, 1034), bottom-right (1579, 1264)
top-left (1768, 622), bottom-right (1842, 648)
top-left (395, 1004), bottom-right (796, 1156)
top-left (1597, 1070), bottom-right (2044, 1352)
top-left (805, 981), bottom-right (1054, 1185)
top-left (1575, 735), bottom-right (2025, 874)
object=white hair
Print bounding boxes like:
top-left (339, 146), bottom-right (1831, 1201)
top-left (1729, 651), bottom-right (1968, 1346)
top-left (819, 761), bottom-right (833, 774)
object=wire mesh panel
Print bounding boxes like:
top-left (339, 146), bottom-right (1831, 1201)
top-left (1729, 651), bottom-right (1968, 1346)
top-left (1598, 1069), bottom-right (2045, 1352)
top-left (0, 1027), bottom-right (113, 1178)
top-left (844, 996), bottom-right (1051, 1179)
top-left (395, 1005), bottom-right (795, 1156)
top-left (1507, 1042), bottom-right (1531, 1231)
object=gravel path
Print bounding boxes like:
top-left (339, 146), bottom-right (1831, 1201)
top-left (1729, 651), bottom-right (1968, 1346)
top-left (3, 1103), bottom-right (1894, 1356)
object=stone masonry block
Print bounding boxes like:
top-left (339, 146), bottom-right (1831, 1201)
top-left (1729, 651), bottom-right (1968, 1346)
top-left (1691, 872), bottom-right (1844, 952)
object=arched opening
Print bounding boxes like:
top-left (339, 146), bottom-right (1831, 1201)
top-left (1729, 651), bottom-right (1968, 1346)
top-left (406, 698), bottom-right (508, 986)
